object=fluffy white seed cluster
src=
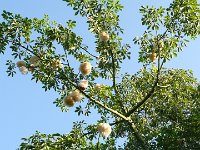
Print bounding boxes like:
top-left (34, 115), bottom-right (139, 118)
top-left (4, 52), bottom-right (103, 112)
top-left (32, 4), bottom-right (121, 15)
top-left (78, 80), bottom-right (88, 91)
top-left (19, 66), bottom-right (28, 75)
top-left (99, 31), bottom-right (110, 42)
top-left (29, 56), bottom-right (40, 67)
top-left (79, 62), bottom-right (92, 75)
top-left (16, 61), bottom-right (26, 68)
top-left (16, 61), bottom-right (28, 75)
top-left (98, 123), bottom-right (112, 137)
top-left (95, 83), bottom-right (102, 91)
top-left (63, 89), bottom-right (83, 107)
top-left (149, 52), bottom-right (157, 62)
top-left (52, 59), bottom-right (63, 70)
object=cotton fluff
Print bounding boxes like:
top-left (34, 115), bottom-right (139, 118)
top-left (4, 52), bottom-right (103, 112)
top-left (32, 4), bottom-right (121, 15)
top-left (79, 62), bottom-right (92, 75)
top-left (63, 96), bottom-right (74, 107)
top-left (98, 123), bottom-right (112, 137)
top-left (29, 56), bottom-right (40, 66)
top-left (19, 66), bottom-right (28, 75)
top-left (99, 31), bottom-right (110, 42)
top-left (70, 90), bottom-right (83, 102)
top-left (16, 61), bottom-right (26, 68)
top-left (78, 80), bottom-right (88, 91)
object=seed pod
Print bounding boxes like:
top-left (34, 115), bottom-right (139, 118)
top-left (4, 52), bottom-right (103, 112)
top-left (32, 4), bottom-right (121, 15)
top-left (98, 123), bottom-right (112, 137)
top-left (78, 80), bottom-right (88, 91)
top-left (79, 62), bottom-right (92, 75)
top-left (99, 31), bottom-right (109, 42)
top-left (19, 66), bottom-right (28, 75)
top-left (63, 96), bottom-right (74, 107)
top-left (149, 52), bottom-right (157, 61)
top-left (70, 90), bottom-right (83, 102)
top-left (16, 61), bottom-right (26, 68)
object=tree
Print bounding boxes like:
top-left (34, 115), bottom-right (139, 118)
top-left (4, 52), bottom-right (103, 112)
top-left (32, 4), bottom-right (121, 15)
top-left (0, 0), bottom-right (199, 149)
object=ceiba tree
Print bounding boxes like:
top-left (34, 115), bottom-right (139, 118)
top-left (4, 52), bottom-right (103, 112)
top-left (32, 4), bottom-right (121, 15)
top-left (0, 0), bottom-right (200, 149)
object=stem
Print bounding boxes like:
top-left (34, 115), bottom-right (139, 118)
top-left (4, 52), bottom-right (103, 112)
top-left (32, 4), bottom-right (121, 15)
top-left (110, 120), bottom-right (124, 126)
top-left (126, 60), bottom-right (164, 117)
top-left (110, 43), bottom-right (126, 114)
top-left (96, 133), bottom-right (100, 150)
top-left (80, 46), bottom-right (98, 59)
top-left (110, 48), bottom-right (116, 89)
top-left (126, 28), bottom-right (167, 117)
top-left (125, 77), bottom-right (158, 117)
top-left (68, 76), bottom-right (129, 121)
top-left (63, 48), bottom-right (70, 68)
top-left (128, 122), bottom-right (149, 150)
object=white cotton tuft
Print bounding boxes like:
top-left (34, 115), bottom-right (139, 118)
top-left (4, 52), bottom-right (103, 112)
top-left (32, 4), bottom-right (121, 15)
top-left (16, 61), bottom-right (26, 68)
top-left (19, 66), bottom-right (28, 75)
top-left (98, 123), bottom-right (112, 137)
top-left (79, 62), bottom-right (92, 75)
top-left (95, 84), bottom-right (102, 91)
top-left (70, 90), bottom-right (83, 102)
top-left (29, 56), bottom-right (40, 66)
top-left (78, 80), bottom-right (88, 91)
top-left (99, 31), bottom-right (110, 42)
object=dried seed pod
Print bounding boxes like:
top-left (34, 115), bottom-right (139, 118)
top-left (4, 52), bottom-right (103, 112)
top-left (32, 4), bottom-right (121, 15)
top-left (149, 52), bottom-right (157, 62)
top-left (79, 62), bottom-right (92, 75)
top-left (99, 31), bottom-right (109, 42)
top-left (63, 96), bottom-right (75, 107)
top-left (78, 80), bottom-right (88, 91)
top-left (19, 66), bottom-right (28, 75)
top-left (98, 123), bottom-right (112, 137)
top-left (16, 61), bottom-right (26, 68)
top-left (70, 90), bottom-right (83, 102)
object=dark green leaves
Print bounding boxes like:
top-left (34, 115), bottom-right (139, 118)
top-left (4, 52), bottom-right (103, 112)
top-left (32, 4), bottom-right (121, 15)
top-left (140, 6), bottom-right (165, 30)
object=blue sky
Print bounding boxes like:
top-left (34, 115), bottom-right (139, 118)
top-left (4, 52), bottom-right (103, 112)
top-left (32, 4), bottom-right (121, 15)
top-left (0, 0), bottom-right (199, 149)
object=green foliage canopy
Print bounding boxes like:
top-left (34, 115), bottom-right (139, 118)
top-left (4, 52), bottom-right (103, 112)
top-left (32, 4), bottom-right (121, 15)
top-left (0, 0), bottom-right (199, 149)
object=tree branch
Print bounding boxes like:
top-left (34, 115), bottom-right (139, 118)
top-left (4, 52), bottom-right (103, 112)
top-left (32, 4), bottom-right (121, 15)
top-left (80, 45), bottom-right (98, 59)
top-left (109, 43), bottom-right (126, 114)
top-left (125, 75), bottom-right (159, 117)
top-left (128, 122), bottom-right (149, 150)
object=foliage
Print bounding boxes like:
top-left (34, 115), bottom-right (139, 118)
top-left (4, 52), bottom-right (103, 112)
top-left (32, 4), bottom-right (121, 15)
top-left (0, 0), bottom-right (200, 149)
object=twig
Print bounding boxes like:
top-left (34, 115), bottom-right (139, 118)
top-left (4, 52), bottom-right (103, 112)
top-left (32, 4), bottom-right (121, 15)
top-left (109, 42), bottom-right (126, 114)
top-left (110, 120), bottom-right (124, 126)
top-left (96, 133), bottom-right (100, 150)
top-left (80, 45), bottom-right (98, 59)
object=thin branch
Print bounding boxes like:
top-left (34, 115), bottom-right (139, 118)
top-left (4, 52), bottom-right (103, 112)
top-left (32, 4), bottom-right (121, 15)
top-left (80, 45), bottom-right (98, 59)
top-left (96, 133), bottom-right (100, 150)
top-left (128, 122), bottom-right (149, 150)
top-left (110, 120), bottom-right (124, 126)
top-left (63, 48), bottom-right (70, 68)
top-left (19, 44), bottom-right (42, 60)
top-left (67, 76), bottom-right (130, 121)
top-left (126, 75), bottom-right (159, 117)
top-left (110, 48), bottom-right (116, 89)
top-left (126, 28), bottom-right (168, 117)
top-left (109, 43), bottom-right (126, 114)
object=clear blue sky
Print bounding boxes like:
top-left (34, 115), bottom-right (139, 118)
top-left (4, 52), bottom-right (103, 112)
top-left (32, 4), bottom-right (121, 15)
top-left (0, 1), bottom-right (199, 149)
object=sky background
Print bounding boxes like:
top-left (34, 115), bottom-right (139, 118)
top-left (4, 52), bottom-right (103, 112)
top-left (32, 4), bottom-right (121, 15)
top-left (0, 0), bottom-right (199, 149)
